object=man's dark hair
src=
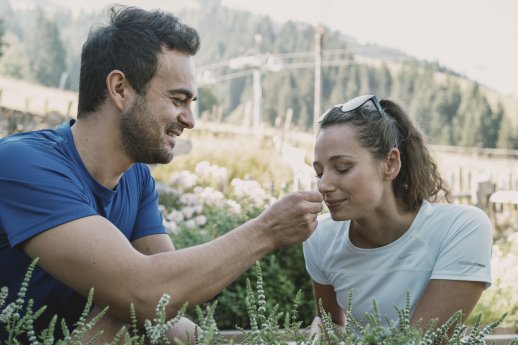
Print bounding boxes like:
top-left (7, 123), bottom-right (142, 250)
top-left (77, 5), bottom-right (200, 117)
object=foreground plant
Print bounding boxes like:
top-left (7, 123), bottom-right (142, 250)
top-left (1, 260), bottom-right (517, 344)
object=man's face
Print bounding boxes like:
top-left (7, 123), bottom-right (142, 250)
top-left (120, 49), bottom-right (197, 164)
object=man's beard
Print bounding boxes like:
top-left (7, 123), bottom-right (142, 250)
top-left (120, 95), bottom-right (175, 164)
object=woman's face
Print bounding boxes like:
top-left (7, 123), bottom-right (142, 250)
top-left (313, 124), bottom-right (387, 221)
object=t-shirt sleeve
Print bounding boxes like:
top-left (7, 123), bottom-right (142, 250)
top-left (130, 164), bottom-right (166, 241)
top-left (0, 140), bottom-right (97, 247)
top-left (431, 206), bottom-right (492, 288)
top-left (303, 225), bottom-right (331, 285)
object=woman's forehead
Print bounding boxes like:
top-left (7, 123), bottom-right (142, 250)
top-left (315, 125), bottom-right (365, 156)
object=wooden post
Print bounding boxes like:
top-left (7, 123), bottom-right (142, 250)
top-left (66, 100), bottom-right (73, 117)
top-left (281, 108), bottom-right (293, 151)
top-left (313, 25), bottom-right (324, 134)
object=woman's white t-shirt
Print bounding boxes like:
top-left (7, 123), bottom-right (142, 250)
top-left (303, 201), bottom-right (492, 326)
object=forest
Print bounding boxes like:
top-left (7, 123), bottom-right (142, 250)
top-left (0, 0), bottom-right (517, 149)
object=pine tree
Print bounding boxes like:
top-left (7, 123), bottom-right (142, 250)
top-left (26, 9), bottom-right (67, 87)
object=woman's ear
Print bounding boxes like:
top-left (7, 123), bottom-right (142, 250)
top-left (385, 148), bottom-right (401, 181)
top-left (106, 70), bottom-right (132, 112)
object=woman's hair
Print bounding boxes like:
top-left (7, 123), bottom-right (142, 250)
top-left (319, 97), bottom-right (451, 211)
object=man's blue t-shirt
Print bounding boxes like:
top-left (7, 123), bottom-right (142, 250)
top-left (0, 120), bottom-right (166, 339)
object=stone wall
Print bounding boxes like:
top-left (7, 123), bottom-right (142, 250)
top-left (0, 107), bottom-right (68, 137)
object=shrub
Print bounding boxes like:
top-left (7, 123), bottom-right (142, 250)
top-left (157, 160), bottom-right (518, 332)
top-left (468, 235), bottom-right (518, 329)
top-left (156, 161), bottom-right (315, 329)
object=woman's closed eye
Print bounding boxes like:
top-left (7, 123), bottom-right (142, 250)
top-left (335, 164), bottom-right (352, 174)
top-left (336, 167), bottom-right (351, 174)
top-left (171, 97), bottom-right (187, 107)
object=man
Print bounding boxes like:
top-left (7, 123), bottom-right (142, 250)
top-left (0, 5), bottom-right (323, 343)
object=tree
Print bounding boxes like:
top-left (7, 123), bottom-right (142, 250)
top-left (497, 114), bottom-right (518, 149)
top-left (428, 82), bottom-right (462, 145)
top-left (482, 101), bottom-right (504, 148)
top-left (456, 84), bottom-right (495, 147)
top-left (0, 32), bottom-right (31, 79)
top-left (26, 9), bottom-right (67, 87)
top-left (0, 18), bottom-right (4, 58)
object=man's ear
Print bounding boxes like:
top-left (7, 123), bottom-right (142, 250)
top-left (385, 148), bottom-right (401, 181)
top-left (106, 70), bottom-right (132, 112)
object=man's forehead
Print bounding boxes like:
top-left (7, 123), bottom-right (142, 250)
top-left (154, 50), bottom-right (197, 94)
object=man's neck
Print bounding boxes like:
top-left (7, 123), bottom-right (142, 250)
top-left (71, 114), bottom-right (132, 190)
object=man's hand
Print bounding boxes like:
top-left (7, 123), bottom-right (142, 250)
top-left (257, 191), bottom-right (323, 248)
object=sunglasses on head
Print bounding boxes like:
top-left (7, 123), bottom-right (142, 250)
top-left (318, 94), bottom-right (386, 122)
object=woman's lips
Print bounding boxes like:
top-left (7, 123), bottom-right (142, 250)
top-left (325, 198), bottom-right (346, 210)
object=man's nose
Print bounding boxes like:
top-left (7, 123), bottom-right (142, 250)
top-left (178, 107), bottom-right (195, 129)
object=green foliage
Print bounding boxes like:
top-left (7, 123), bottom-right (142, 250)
top-left (468, 237), bottom-right (518, 329)
top-left (2, 259), bottom-right (518, 344)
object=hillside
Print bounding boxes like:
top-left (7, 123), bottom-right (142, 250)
top-left (0, 0), bottom-right (517, 148)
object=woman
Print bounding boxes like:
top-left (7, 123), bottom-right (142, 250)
top-left (303, 95), bottom-right (492, 337)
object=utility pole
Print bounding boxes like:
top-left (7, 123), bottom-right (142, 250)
top-left (313, 24), bottom-right (324, 133)
top-left (252, 69), bottom-right (262, 132)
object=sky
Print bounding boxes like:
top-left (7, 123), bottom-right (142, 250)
top-left (44, 0), bottom-right (518, 98)
top-left (221, 0), bottom-right (518, 98)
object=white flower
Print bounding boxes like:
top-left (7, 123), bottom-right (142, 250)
top-left (195, 215), bottom-right (207, 226)
top-left (180, 193), bottom-right (197, 206)
top-left (199, 187), bottom-right (225, 206)
top-left (184, 219), bottom-right (196, 229)
top-left (164, 221), bottom-right (178, 234)
top-left (181, 206), bottom-right (195, 219)
top-left (195, 161), bottom-right (212, 179)
top-left (225, 199), bottom-right (242, 215)
top-left (168, 210), bottom-right (184, 223)
top-left (231, 178), bottom-right (268, 205)
top-left (195, 161), bottom-right (227, 183)
top-left (193, 203), bottom-right (204, 214)
top-left (169, 170), bottom-right (197, 190)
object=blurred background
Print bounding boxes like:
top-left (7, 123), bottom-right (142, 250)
top-left (0, 0), bottom-right (516, 332)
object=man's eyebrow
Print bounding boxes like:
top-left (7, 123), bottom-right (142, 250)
top-left (167, 88), bottom-right (197, 101)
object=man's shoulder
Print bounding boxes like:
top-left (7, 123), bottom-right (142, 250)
top-left (0, 129), bottom-right (64, 155)
top-left (0, 128), bottom-right (71, 178)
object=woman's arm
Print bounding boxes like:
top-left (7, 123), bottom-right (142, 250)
top-left (411, 279), bottom-right (484, 329)
top-left (309, 281), bottom-right (345, 340)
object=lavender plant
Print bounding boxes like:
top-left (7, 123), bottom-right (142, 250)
top-left (1, 260), bottom-right (517, 344)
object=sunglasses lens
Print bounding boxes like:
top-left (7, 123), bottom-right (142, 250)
top-left (340, 95), bottom-right (375, 113)
top-left (319, 95), bottom-right (384, 123)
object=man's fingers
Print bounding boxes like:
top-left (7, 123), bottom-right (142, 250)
top-left (298, 190), bottom-right (324, 202)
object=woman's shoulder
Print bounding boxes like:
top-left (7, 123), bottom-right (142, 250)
top-left (424, 201), bottom-right (489, 221)
top-left (419, 201), bottom-right (492, 237)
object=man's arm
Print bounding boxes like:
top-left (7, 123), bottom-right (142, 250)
top-left (22, 191), bottom-right (323, 323)
top-left (132, 233), bottom-right (175, 254)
